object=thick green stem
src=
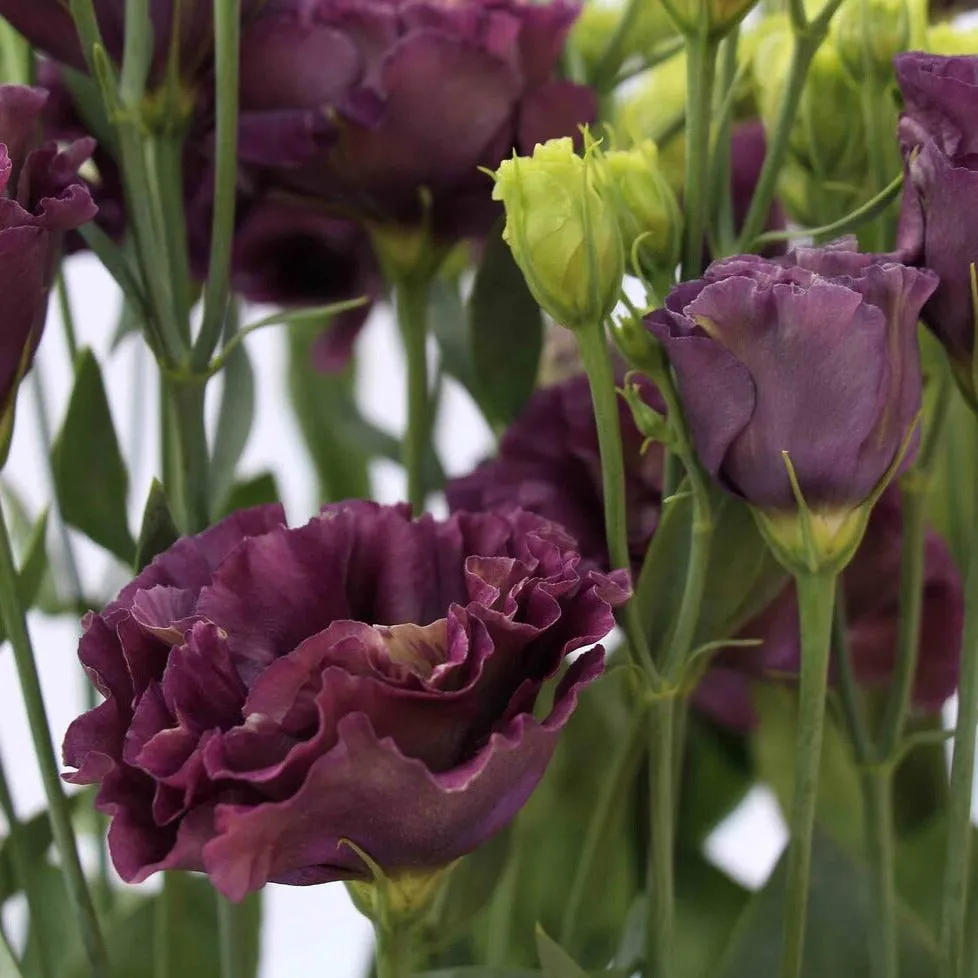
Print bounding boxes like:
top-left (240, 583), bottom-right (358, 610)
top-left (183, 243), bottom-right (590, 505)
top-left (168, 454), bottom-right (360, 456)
top-left (156, 876), bottom-right (173, 978)
top-left (681, 32), bottom-right (718, 278)
top-left (375, 923), bottom-right (412, 978)
top-left (938, 464), bottom-right (978, 978)
top-left (862, 768), bottom-right (899, 978)
top-left (576, 324), bottom-right (657, 679)
top-left (779, 571), bottom-right (836, 978)
top-left (561, 705), bottom-right (648, 949)
top-left (169, 381), bottom-right (211, 534)
top-left (878, 477), bottom-right (928, 757)
top-left (709, 30), bottom-right (739, 255)
top-left (218, 896), bottom-right (250, 978)
top-left (153, 134), bottom-right (193, 333)
top-left (645, 696), bottom-right (676, 978)
top-left (736, 34), bottom-right (818, 252)
top-left (395, 279), bottom-right (432, 515)
top-left (0, 514), bottom-right (108, 977)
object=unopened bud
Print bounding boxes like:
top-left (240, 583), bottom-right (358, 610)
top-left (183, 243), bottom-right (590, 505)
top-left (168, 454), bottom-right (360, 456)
top-left (834, 0), bottom-right (910, 83)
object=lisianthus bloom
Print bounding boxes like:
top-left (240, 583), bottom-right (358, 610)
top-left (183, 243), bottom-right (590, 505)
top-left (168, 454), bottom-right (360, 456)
top-left (895, 53), bottom-right (978, 381)
top-left (236, 0), bottom-right (597, 238)
top-left (646, 244), bottom-right (936, 513)
top-left (229, 193), bottom-right (382, 372)
top-left (695, 488), bottom-right (963, 730)
top-left (0, 85), bottom-right (96, 449)
top-left (62, 502), bottom-right (627, 901)
top-left (0, 0), bottom-right (267, 90)
top-left (447, 373), bottom-right (961, 729)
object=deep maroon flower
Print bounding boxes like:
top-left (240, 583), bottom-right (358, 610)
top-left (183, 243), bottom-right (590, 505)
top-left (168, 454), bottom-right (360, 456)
top-left (647, 244), bottom-right (937, 511)
top-left (694, 486), bottom-right (963, 729)
top-left (447, 373), bottom-right (663, 570)
top-left (230, 193), bottom-right (383, 371)
top-left (0, 0), bottom-right (267, 88)
top-left (0, 85), bottom-right (96, 439)
top-left (236, 0), bottom-right (597, 238)
top-left (895, 53), bottom-right (978, 378)
top-left (62, 502), bottom-right (627, 901)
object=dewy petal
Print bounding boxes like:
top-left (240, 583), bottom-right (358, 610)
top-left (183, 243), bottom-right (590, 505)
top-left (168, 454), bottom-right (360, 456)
top-left (201, 649), bottom-right (603, 901)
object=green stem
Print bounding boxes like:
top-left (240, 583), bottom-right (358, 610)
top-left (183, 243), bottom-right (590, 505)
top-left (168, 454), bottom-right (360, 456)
top-left (645, 696), bottom-right (676, 978)
top-left (192, 0), bottom-right (242, 370)
top-left (681, 31), bottom-right (719, 278)
top-left (576, 324), bottom-right (657, 679)
top-left (779, 570), bottom-right (836, 978)
top-left (217, 896), bottom-right (249, 978)
top-left (832, 584), bottom-right (872, 763)
top-left (736, 33), bottom-right (819, 252)
top-left (877, 476), bottom-right (928, 757)
top-left (57, 271), bottom-right (79, 364)
top-left (560, 705), bottom-right (648, 949)
top-left (0, 513), bottom-right (108, 977)
top-left (168, 381), bottom-right (211, 534)
top-left (153, 134), bottom-right (193, 333)
top-left (0, 753), bottom-right (54, 978)
top-left (155, 875), bottom-right (173, 978)
top-left (589, 0), bottom-right (644, 93)
top-left (709, 29), bottom-right (739, 256)
top-left (938, 463), bottom-right (978, 978)
top-left (858, 78), bottom-right (891, 253)
top-left (395, 278), bottom-right (432, 515)
top-left (862, 768), bottom-right (899, 978)
top-left (375, 923), bottom-right (412, 978)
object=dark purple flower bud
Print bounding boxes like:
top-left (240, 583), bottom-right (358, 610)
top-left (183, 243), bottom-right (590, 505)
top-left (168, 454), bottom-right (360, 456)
top-left (646, 245), bottom-right (936, 516)
top-left (447, 372), bottom-right (664, 571)
top-left (62, 502), bottom-right (628, 901)
top-left (730, 121), bottom-right (786, 253)
top-left (236, 0), bottom-right (597, 239)
top-left (230, 194), bottom-right (383, 372)
top-left (0, 0), bottom-right (267, 88)
top-left (693, 486), bottom-right (963, 729)
top-left (894, 53), bottom-right (978, 390)
top-left (0, 85), bottom-right (96, 449)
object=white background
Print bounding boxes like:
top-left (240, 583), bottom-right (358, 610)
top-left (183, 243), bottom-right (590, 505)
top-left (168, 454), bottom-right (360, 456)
top-left (2, 254), bottom-right (970, 975)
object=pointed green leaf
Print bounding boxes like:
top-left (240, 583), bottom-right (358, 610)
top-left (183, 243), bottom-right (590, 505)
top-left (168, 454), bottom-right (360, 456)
top-left (221, 472), bottom-right (281, 517)
top-left (536, 928), bottom-right (587, 978)
top-left (712, 834), bottom-right (937, 977)
top-left (469, 221), bottom-right (543, 428)
top-left (51, 349), bottom-right (134, 563)
top-left (134, 480), bottom-right (179, 572)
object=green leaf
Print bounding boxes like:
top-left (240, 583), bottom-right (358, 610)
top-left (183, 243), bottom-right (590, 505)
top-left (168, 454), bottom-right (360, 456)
top-left (749, 683), bottom-right (865, 854)
top-left (211, 337), bottom-right (256, 512)
top-left (638, 486), bottom-right (786, 658)
top-left (416, 971), bottom-right (539, 978)
top-left (469, 221), bottom-right (543, 428)
top-left (711, 833), bottom-right (937, 977)
top-left (51, 349), bottom-right (134, 563)
top-left (0, 507), bottom-right (50, 644)
top-left (0, 930), bottom-right (23, 978)
top-left (23, 866), bottom-right (261, 978)
top-left (431, 277), bottom-right (477, 398)
top-left (0, 801), bottom-right (80, 903)
top-left (536, 928), bottom-right (587, 978)
top-left (134, 480), bottom-right (180, 572)
top-left (221, 472), bottom-right (281, 517)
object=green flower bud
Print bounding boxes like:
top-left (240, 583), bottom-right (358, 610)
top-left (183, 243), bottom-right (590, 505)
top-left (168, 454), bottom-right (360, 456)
top-left (664, 0), bottom-right (761, 38)
top-left (599, 140), bottom-right (682, 280)
top-left (927, 22), bottom-right (978, 55)
top-left (833, 0), bottom-right (910, 84)
top-left (571, 0), bottom-right (677, 79)
top-left (492, 137), bottom-right (625, 331)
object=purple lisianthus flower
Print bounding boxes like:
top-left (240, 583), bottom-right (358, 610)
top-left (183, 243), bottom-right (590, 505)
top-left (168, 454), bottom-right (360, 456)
top-left (230, 193), bottom-right (383, 372)
top-left (0, 0), bottom-right (267, 87)
top-left (236, 0), bottom-right (597, 238)
top-left (894, 53), bottom-right (978, 378)
top-left (0, 85), bottom-right (96, 434)
top-left (647, 244), bottom-right (937, 511)
top-left (695, 486), bottom-right (963, 729)
top-left (62, 501), bottom-right (627, 901)
top-left (447, 373), bottom-right (664, 570)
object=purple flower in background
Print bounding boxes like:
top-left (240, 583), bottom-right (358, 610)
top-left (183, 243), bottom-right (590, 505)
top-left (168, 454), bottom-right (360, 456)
top-left (448, 373), bottom-right (959, 733)
top-left (0, 85), bottom-right (96, 439)
top-left (647, 244), bottom-right (936, 510)
top-left (236, 0), bottom-right (597, 237)
top-left (695, 486), bottom-right (963, 729)
top-left (895, 53), bottom-right (978, 377)
top-left (0, 0), bottom-right (267, 87)
top-left (62, 502), bottom-right (627, 901)
top-left (447, 373), bottom-right (663, 570)
top-left (230, 194), bottom-right (383, 371)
